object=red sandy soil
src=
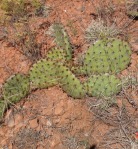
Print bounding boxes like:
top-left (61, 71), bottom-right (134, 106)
top-left (0, 0), bottom-right (138, 149)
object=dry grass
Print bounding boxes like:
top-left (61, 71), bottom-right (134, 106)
top-left (85, 0), bottom-right (137, 43)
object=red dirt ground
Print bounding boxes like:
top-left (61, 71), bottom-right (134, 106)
top-left (0, 0), bottom-right (138, 149)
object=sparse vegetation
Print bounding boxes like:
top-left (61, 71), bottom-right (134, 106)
top-left (86, 0), bottom-right (137, 42)
top-left (0, 0), bottom-right (43, 21)
top-left (126, 0), bottom-right (138, 17)
top-left (85, 19), bottom-right (120, 42)
top-left (0, 0), bottom-right (137, 149)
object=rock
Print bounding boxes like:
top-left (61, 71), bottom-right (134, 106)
top-left (14, 114), bottom-right (23, 125)
top-left (29, 118), bottom-right (39, 128)
top-left (54, 100), bottom-right (64, 115)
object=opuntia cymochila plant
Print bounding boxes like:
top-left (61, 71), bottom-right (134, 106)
top-left (0, 23), bottom-right (132, 121)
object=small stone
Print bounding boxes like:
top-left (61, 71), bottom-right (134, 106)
top-left (54, 105), bottom-right (63, 115)
top-left (37, 145), bottom-right (44, 149)
top-left (14, 114), bottom-right (23, 125)
top-left (46, 120), bottom-right (52, 127)
top-left (54, 100), bottom-right (64, 115)
top-left (7, 117), bottom-right (15, 128)
top-left (29, 118), bottom-right (38, 128)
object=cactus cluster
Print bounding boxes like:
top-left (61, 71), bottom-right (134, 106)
top-left (0, 24), bottom-right (132, 120)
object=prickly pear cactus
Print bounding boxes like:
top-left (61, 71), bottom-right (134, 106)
top-left (53, 23), bottom-right (72, 61)
top-left (84, 74), bottom-right (122, 98)
top-left (46, 47), bottom-right (66, 63)
top-left (29, 59), bottom-right (59, 89)
top-left (3, 74), bottom-right (30, 103)
top-left (57, 64), bottom-right (86, 98)
top-left (83, 38), bottom-right (131, 75)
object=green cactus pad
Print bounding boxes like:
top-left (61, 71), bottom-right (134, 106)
top-left (29, 59), bottom-right (59, 89)
top-left (46, 47), bottom-right (66, 63)
top-left (85, 74), bottom-right (122, 97)
top-left (3, 74), bottom-right (30, 103)
top-left (53, 23), bottom-right (72, 61)
top-left (83, 38), bottom-right (131, 75)
top-left (57, 64), bottom-right (86, 98)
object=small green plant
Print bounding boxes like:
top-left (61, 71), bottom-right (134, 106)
top-left (0, 0), bottom-right (42, 21)
top-left (66, 20), bottom-right (78, 36)
top-left (16, 25), bottom-right (42, 61)
top-left (85, 19), bottom-right (120, 42)
top-left (2, 22), bottom-right (42, 61)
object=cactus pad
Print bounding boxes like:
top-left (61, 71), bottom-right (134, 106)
top-left (3, 74), bottom-right (30, 103)
top-left (83, 38), bottom-right (131, 75)
top-left (53, 23), bottom-right (72, 61)
top-left (57, 64), bottom-right (86, 98)
top-left (85, 74), bottom-right (122, 97)
top-left (29, 59), bottom-right (58, 89)
top-left (46, 47), bottom-right (66, 63)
